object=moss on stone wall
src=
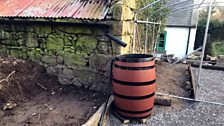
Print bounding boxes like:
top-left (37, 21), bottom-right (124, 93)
top-left (0, 21), bottom-right (112, 92)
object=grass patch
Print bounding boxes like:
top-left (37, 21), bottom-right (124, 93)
top-left (212, 41), bottom-right (224, 56)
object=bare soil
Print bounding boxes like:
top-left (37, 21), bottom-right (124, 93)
top-left (156, 62), bottom-right (192, 97)
top-left (0, 57), bottom-right (106, 126)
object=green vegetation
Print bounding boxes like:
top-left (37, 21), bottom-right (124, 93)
top-left (136, 0), bottom-right (169, 53)
top-left (211, 42), bottom-right (224, 56)
top-left (195, 6), bottom-right (224, 52)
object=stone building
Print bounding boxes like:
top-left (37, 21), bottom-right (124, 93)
top-left (0, 0), bottom-right (136, 92)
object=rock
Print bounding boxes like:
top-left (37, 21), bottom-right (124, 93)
top-left (57, 26), bottom-right (91, 34)
top-left (76, 36), bottom-right (98, 54)
top-left (58, 75), bottom-right (72, 85)
top-left (27, 49), bottom-right (43, 62)
top-left (46, 35), bottom-right (64, 51)
top-left (26, 33), bottom-right (38, 48)
top-left (187, 54), bottom-right (200, 60)
top-left (64, 47), bottom-right (75, 53)
top-left (0, 110), bottom-right (4, 119)
top-left (182, 60), bottom-right (187, 64)
top-left (112, 4), bottom-right (122, 20)
top-left (155, 96), bottom-right (172, 106)
top-left (64, 37), bottom-right (72, 46)
top-left (218, 55), bottom-right (224, 60)
top-left (210, 57), bottom-right (217, 61)
top-left (98, 42), bottom-right (109, 54)
top-left (0, 31), bottom-right (10, 40)
top-left (89, 54), bottom-right (112, 71)
top-left (97, 36), bottom-right (110, 42)
top-left (56, 56), bottom-right (63, 64)
top-left (121, 6), bottom-right (134, 20)
top-left (42, 55), bottom-right (57, 65)
top-left (3, 101), bottom-right (17, 110)
top-left (10, 49), bottom-right (23, 59)
top-left (0, 84), bottom-right (2, 90)
top-left (33, 25), bottom-right (52, 34)
top-left (0, 45), bottom-right (8, 56)
top-left (46, 66), bottom-right (57, 76)
top-left (63, 52), bottom-right (87, 67)
top-left (62, 67), bottom-right (74, 80)
top-left (72, 78), bottom-right (82, 87)
top-left (185, 81), bottom-right (192, 90)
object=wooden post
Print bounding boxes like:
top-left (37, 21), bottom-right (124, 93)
top-left (204, 34), bottom-right (211, 60)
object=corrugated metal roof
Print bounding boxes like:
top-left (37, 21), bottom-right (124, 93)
top-left (0, 0), bottom-right (109, 20)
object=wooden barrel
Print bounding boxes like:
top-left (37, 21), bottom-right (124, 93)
top-left (112, 54), bottom-right (156, 119)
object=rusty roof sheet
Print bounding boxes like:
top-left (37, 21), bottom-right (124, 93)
top-left (0, 0), bottom-right (109, 20)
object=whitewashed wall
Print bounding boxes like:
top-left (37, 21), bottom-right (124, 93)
top-left (164, 27), bottom-right (197, 58)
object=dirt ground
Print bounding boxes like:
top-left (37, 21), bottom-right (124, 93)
top-left (0, 57), bottom-right (106, 126)
top-left (155, 62), bottom-right (192, 98)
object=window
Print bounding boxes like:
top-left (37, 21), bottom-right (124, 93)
top-left (157, 31), bottom-right (167, 51)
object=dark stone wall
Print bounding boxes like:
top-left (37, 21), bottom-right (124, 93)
top-left (0, 21), bottom-right (113, 92)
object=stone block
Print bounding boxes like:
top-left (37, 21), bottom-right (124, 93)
top-left (97, 42), bottom-right (110, 54)
top-left (0, 31), bottom-right (10, 40)
top-left (42, 55), bottom-right (57, 65)
top-left (64, 37), bottom-right (72, 46)
top-left (0, 24), bottom-right (11, 31)
top-left (111, 21), bottom-right (122, 36)
top-left (97, 36), bottom-right (110, 42)
top-left (64, 52), bottom-right (87, 67)
top-left (56, 56), bottom-right (64, 64)
top-left (46, 35), bottom-right (64, 51)
top-left (121, 6), bottom-right (134, 20)
top-left (218, 55), bottom-right (224, 60)
top-left (93, 28), bottom-right (106, 36)
top-left (122, 21), bottom-right (134, 35)
top-left (76, 35), bottom-right (98, 54)
top-left (61, 67), bottom-right (74, 80)
top-left (9, 49), bottom-right (23, 59)
top-left (72, 78), bottom-right (82, 87)
top-left (112, 4), bottom-right (122, 20)
top-left (58, 75), bottom-right (72, 85)
top-left (0, 45), bottom-right (8, 56)
top-left (64, 47), bottom-right (75, 53)
top-left (121, 35), bottom-right (133, 54)
top-left (155, 96), bottom-right (172, 106)
top-left (57, 26), bottom-right (91, 34)
top-left (46, 66), bottom-right (57, 76)
top-left (89, 54), bottom-right (112, 71)
top-left (73, 69), bottom-right (108, 91)
top-left (27, 49), bottom-right (43, 62)
top-left (33, 25), bottom-right (52, 34)
top-left (123, 0), bottom-right (136, 9)
top-left (26, 33), bottom-right (38, 48)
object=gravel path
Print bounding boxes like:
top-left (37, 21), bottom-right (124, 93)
top-left (106, 102), bottom-right (224, 126)
top-left (106, 68), bottom-right (224, 126)
top-left (192, 68), bottom-right (224, 103)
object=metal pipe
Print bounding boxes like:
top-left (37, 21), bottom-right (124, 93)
top-left (106, 34), bottom-right (127, 47)
top-left (197, 0), bottom-right (213, 91)
top-left (156, 47), bottom-right (202, 74)
top-left (156, 92), bottom-right (224, 106)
